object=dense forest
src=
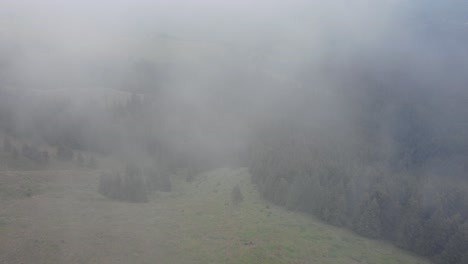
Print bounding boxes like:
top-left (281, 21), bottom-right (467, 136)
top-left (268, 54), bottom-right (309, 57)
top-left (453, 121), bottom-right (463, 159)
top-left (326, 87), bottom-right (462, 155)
top-left (248, 62), bottom-right (468, 263)
top-left (1, 1), bottom-right (468, 263)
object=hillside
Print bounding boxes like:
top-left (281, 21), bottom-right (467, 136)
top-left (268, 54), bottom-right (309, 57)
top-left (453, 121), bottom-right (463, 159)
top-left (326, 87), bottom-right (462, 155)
top-left (0, 167), bottom-right (429, 264)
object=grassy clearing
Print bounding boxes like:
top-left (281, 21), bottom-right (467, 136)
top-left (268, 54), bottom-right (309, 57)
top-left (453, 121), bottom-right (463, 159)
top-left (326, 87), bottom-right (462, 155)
top-left (160, 168), bottom-right (430, 264)
top-left (0, 171), bottom-right (45, 199)
top-left (0, 168), bottom-right (430, 264)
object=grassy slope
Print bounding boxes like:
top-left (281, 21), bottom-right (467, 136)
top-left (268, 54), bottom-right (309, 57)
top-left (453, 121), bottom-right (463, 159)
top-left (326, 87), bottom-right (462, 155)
top-left (0, 167), bottom-right (429, 264)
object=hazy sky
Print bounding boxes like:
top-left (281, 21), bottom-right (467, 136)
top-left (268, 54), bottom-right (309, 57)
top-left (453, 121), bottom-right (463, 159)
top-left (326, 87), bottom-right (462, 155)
top-left (1, 0), bottom-right (467, 168)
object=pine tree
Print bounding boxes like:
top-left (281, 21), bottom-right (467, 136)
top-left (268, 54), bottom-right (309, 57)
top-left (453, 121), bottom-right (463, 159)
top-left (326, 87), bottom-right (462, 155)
top-left (56, 144), bottom-right (74, 161)
top-left (87, 156), bottom-right (98, 169)
top-left (231, 184), bottom-right (244, 206)
top-left (3, 136), bottom-right (12, 153)
top-left (76, 152), bottom-right (85, 167)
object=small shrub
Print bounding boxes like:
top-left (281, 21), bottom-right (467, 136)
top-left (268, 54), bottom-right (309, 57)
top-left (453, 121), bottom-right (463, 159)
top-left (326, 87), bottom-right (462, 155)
top-left (41, 150), bottom-right (49, 165)
top-left (231, 184), bottom-right (244, 206)
top-left (87, 156), bottom-right (98, 169)
top-left (22, 144), bottom-right (48, 165)
top-left (98, 171), bottom-right (122, 199)
top-left (11, 145), bottom-right (18, 159)
top-left (3, 136), bottom-right (12, 153)
top-left (56, 144), bottom-right (74, 161)
top-left (122, 164), bottom-right (148, 203)
top-left (186, 173), bottom-right (194, 183)
top-left (145, 167), bottom-right (172, 192)
top-left (158, 173), bottom-right (172, 192)
top-left (76, 152), bottom-right (85, 167)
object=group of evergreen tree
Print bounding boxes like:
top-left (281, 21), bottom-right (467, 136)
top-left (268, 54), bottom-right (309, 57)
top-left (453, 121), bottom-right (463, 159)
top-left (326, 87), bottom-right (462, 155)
top-left (109, 92), bottom-right (147, 119)
top-left (231, 184), bottom-right (244, 206)
top-left (247, 86), bottom-right (468, 264)
top-left (2, 136), bottom-right (18, 159)
top-left (249, 131), bottom-right (468, 263)
top-left (75, 151), bottom-right (98, 169)
top-left (2, 135), bottom-right (101, 170)
top-left (56, 144), bottom-right (74, 161)
top-left (144, 167), bottom-right (172, 192)
top-left (3, 136), bottom-right (49, 166)
top-left (98, 163), bottom-right (172, 203)
top-left (22, 144), bottom-right (49, 165)
top-left (98, 164), bottom-right (148, 203)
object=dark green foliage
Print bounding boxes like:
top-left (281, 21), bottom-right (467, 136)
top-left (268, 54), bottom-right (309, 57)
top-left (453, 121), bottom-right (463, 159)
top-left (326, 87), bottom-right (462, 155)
top-left (56, 144), bottom-right (74, 161)
top-left (76, 152), bottom-right (85, 167)
top-left (3, 136), bottom-right (18, 160)
top-left (145, 167), bottom-right (172, 192)
top-left (122, 164), bottom-right (148, 203)
top-left (158, 173), bottom-right (172, 192)
top-left (286, 174), bottom-right (312, 210)
top-left (437, 218), bottom-right (468, 264)
top-left (186, 173), bottom-right (194, 183)
top-left (87, 156), bottom-right (98, 169)
top-left (3, 136), bottom-right (12, 152)
top-left (21, 144), bottom-right (49, 165)
top-left (11, 145), bottom-right (18, 159)
top-left (41, 150), bottom-right (49, 165)
top-left (231, 184), bottom-right (244, 205)
top-left (98, 171), bottom-right (123, 200)
top-left (98, 164), bottom-right (148, 203)
top-left (109, 92), bottom-right (146, 118)
top-left (354, 195), bottom-right (383, 238)
top-left (248, 120), bottom-right (468, 264)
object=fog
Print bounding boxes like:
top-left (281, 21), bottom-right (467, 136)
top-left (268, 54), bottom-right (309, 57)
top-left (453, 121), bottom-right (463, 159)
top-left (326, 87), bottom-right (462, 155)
top-left (1, 0), bottom-right (468, 193)
top-left (1, 1), bottom-right (468, 263)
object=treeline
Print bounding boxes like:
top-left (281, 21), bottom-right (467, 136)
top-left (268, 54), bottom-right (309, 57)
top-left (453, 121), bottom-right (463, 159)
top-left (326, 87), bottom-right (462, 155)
top-left (248, 85), bottom-right (468, 264)
top-left (2, 135), bottom-right (98, 169)
top-left (98, 163), bottom-right (172, 203)
top-left (2, 136), bottom-right (49, 168)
